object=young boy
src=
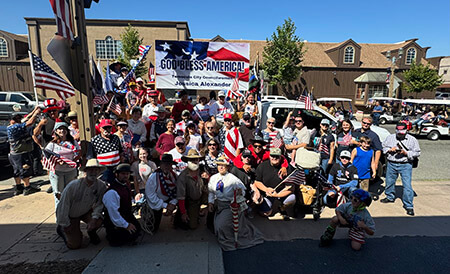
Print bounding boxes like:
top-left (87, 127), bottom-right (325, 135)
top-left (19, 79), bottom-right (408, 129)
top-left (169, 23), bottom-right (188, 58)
top-left (351, 136), bottom-right (376, 191)
top-left (319, 189), bottom-right (375, 251)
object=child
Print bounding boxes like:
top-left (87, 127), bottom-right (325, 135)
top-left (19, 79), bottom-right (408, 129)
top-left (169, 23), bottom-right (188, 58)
top-left (350, 136), bottom-right (376, 191)
top-left (319, 189), bottom-right (375, 251)
top-left (131, 147), bottom-right (157, 200)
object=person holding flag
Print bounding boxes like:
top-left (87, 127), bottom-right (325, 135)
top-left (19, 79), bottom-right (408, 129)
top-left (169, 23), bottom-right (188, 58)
top-left (310, 119), bottom-right (335, 173)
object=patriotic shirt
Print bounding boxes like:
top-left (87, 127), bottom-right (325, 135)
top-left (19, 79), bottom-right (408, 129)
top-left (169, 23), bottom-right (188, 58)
top-left (91, 134), bottom-right (122, 166)
top-left (336, 131), bottom-right (355, 158)
top-left (262, 130), bottom-right (283, 149)
top-left (310, 131), bottom-right (335, 160)
top-left (209, 101), bottom-right (234, 122)
top-left (145, 169), bottom-right (177, 210)
top-left (244, 103), bottom-right (256, 115)
top-left (45, 141), bottom-right (80, 172)
top-left (208, 172), bottom-right (246, 204)
top-left (7, 123), bottom-right (32, 154)
top-left (167, 147), bottom-right (193, 175)
top-left (219, 127), bottom-right (243, 161)
top-left (194, 104), bottom-right (210, 122)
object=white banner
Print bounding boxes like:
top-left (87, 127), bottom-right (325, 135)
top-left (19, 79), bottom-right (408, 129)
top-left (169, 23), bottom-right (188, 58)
top-left (155, 40), bottom-right (249, 90)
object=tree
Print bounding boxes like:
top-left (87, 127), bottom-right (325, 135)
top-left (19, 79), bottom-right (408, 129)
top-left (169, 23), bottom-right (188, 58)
top-left (263, 18), bottom-right (305, 98)
top-left (403, 61), bottom-right (443, 97)
top-left (118, 24), bottom-right (147, 77)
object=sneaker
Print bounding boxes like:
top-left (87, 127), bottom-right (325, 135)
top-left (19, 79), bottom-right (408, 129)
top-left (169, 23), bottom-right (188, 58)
top-left (406, 208), bottom-right (415, 216)
top-left (88, 230), bottom-right (101, 245)
top-left (46, 186), bottom-right (53, 194)
top-left (24, 185), bottom-right (41, 196)
top-left (380, 198), bottom-right (395, 203)
top-left (14, 184), bottom-right (24, 196)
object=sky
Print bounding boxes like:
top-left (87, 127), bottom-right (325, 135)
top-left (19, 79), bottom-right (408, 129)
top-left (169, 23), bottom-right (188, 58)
top-left (1, 0), bottom-right (449, 57)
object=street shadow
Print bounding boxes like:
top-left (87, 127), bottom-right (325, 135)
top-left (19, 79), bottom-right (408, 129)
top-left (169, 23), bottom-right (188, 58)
top-left (0, 165), bottom-right (14, 181)
top-left (0, 180), bottom-right (50, 203)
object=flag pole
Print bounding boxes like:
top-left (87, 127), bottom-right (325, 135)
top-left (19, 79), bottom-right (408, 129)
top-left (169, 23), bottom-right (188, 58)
top-left (28, 50), bottom-right (39, 105)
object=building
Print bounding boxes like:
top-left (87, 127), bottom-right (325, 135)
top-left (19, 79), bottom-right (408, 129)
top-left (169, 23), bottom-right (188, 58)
top-left (427, 56), bottom-right (450, 93)
top-left (0, 30), bottom-right (33, 92)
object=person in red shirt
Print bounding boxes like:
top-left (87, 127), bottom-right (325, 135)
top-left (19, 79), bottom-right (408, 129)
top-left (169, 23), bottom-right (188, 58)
top-left (233, 136), bottom-right (288, 177)
top-left (171, 90), bottom-right (193, 122)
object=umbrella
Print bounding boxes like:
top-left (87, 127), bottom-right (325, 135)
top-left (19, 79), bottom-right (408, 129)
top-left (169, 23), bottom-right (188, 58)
top-left (230, 189), bottom-right (240, 248)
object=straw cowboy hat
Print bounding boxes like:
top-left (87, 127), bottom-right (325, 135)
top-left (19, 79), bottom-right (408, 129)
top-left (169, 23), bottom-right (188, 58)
top-left (214, 155), bottom-right (231, 166)
top-left (181, 149), bottom-right (205, 162)
top-left (80, 159), bottom-right (106, 172)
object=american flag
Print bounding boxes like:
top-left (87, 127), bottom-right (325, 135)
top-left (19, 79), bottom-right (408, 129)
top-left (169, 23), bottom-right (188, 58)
top-left (42, 149), bottom-right (77, 172)
top-left (227, 72), bottom-right (244, 99)
top-left (148, 62), bottom-right (155, 83)
top-left (299, 89), bottom-right (313, 110)
top-left (282, 169), bottom-right (306, 186)
top-left (107, 96), bottom-right (122, 115)
top-left (318, 139), bottom-right (329, 155)
top-left (119, 45), bottom-right (151, 91)
top-left (139, 45), bottom-right (148, 56)
top-left (271, 137), bottom-right (283, 149)
top-left (30, 52), bottom-right (75, 100)
top-left (49, 0), bottom-right (74, 41)
top-left (342, 132), bottom-right (352, 146)
top-left (93, 94), bottom-right (109, 105)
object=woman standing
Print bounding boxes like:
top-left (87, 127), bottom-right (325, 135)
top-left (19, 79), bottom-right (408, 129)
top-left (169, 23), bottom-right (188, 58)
top-left (208, 156), bottom-right (264, 251)
top-left (184, 122), bottom-right (203, 152)
top-left (114, 120), bottom-right (134, 164)
top-left (203, 138), bottom-right (223, 175)
top-left (45, 122), bottom-right (80, 208)
top-left (155, 119), bottom-right (176, 156)
top-left (335, 119), bottom-right (358, 162)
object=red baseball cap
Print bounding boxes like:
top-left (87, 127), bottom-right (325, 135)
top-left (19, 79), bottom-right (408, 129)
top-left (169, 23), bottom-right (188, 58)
top-left (99, 119), bottom-right (113, 128)
top-left (224, 113), bottom-right (232, 120)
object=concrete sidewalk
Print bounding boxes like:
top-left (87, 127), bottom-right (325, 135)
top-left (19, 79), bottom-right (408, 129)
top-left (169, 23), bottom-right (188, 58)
top-left (0, 179), bottom-right (449, 273)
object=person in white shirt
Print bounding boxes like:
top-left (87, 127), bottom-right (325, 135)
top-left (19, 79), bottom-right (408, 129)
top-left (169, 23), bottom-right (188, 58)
top-left (127, 106), bottom-right (147, 146)
top-left (102, 164), bottom-right (141, 246)
top-left (209, 90), bottom-right (234, 125)
top-left (144, 154), bottom-right (178, 233)
top-left (184, 121), bottom-right (203, 151)
top-left (168, 136), bottom-right (193, 175)
top-left (142, 90), bottom-right (162, 122)
top-left (208, 156), bottom-right (264, 251)
top-left (131, 147), bottom-right (157, 196)
top-left (194, 96), bottom-right (210, 122)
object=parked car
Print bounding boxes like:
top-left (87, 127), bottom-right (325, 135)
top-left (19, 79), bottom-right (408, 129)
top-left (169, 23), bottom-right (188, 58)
top-left (0, 125), bottom-right (9, 164)
top-left (261, 95), bottom-right (288, 102)
top-left (435, 92), bottom-right (450, 100)
top-left (0, 92), bottom-right (45, 120)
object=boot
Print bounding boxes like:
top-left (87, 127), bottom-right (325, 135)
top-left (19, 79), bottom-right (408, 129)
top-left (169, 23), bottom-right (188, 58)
top-left (24, 184), bottom-right (41, 196)
top-left (88, 230), bottom-right (101, 245)
top-left (14, 184), bottom-right (24, 196)
top-left (319, 225), bottom-right (336, 247)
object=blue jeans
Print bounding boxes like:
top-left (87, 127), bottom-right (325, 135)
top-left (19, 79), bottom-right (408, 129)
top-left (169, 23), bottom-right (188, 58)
top-left (320, 158), bottom-right (329, 174)
top-left (384, 162), bottom-right (414, 209)
top-left (49, 169), bottom-right (78, 209)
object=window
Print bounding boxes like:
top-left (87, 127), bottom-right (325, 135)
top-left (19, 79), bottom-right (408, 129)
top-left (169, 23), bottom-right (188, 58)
top-left (95, 36), bottom-right (122, 59)
top-left (356, 83), bottom-right (366, 99)
top-left (344, 46), bottom-right (354, 64)
top-left (406, 48), bottom-right (416, 65)
top-left (10, 94), bottom-right (26, 103)
top-left (368, 85), bottom-right (388, 98)
top-left (0, 94), bottom-right (6, 102)
top-left (0, 38), bottom-right (7, 57)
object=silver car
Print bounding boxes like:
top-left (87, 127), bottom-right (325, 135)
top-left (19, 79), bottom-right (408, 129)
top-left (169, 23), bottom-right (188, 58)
top-left (0, 92), bottom-right (45, 120)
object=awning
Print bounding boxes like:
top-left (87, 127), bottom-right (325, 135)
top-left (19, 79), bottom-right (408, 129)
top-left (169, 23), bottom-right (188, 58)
top-left (354, 72), bottom-right (402, 83)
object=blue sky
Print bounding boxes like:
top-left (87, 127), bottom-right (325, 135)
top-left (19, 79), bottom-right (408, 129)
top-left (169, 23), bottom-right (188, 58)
top-left (1, 0), bottom-right (448, 57)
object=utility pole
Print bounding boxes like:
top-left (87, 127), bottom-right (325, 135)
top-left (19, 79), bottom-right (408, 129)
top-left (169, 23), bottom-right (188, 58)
top-left (70, 0), bottom-right (94, 160)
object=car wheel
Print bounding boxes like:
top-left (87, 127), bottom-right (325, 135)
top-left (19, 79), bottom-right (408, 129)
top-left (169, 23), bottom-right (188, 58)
top-left (379, 118), bottom-right (387, 125)
top-left (427, 131), bottom-right (440, 141)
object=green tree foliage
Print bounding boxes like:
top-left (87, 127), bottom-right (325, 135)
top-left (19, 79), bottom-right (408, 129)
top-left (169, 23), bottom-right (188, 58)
top-left (118, 24), bottom-right (146, 77)
top-left (263, 18), bottom-right (305, 98)
top-left (403, 61), bottom-right (443, 95)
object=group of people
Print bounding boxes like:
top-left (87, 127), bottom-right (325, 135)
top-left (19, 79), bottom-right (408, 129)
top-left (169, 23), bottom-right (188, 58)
top-left (6, 79), bottom-right (421, 251)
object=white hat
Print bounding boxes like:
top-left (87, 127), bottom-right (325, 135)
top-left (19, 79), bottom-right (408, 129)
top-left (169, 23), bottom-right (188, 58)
top-left (218, 90), bottom-right (226, 97)
top-left (340, 150), bottom-right (351, 159)
top-left (80, 159), bottom-right (106, 172)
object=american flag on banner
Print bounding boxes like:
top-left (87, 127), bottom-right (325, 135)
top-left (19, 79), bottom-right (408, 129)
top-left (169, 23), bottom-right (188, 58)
top-left (299, 89), bottom-right (313, 110)
top-left (49, 0), bottom-right (74, 40)
top-left (282, 169), bottom-right (306, 186)
top-left (42, 149), bottom-right (77, 172)
top-left (30, 52), bottom-right (75, 100)
top-left (107, 96), bottom-right (122, 115)
top-left (148, 62), bottom-right (155, 83)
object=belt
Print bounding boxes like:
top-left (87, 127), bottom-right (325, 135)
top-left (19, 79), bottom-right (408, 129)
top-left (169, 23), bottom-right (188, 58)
top-left (388, 160), bottom-right (410, 164)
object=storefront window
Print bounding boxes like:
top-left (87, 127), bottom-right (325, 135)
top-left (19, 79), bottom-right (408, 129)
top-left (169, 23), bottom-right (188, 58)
top-left (356, 83), bottom-right (365, 99)
top-left (368, 84), bottom-right (388, 98)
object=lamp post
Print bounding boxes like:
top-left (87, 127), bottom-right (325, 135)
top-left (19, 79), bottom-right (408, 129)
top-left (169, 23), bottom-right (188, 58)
top-left (386, 47), bottom-right (403, 98)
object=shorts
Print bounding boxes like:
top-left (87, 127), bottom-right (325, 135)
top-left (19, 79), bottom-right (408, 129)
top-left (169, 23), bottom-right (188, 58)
top-left (348, 227), bottom-right (365, 244)
top-left (9, 152), bottom-right (33, 179)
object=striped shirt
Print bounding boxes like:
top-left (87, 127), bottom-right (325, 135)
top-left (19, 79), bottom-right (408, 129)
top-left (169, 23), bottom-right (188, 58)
top-left (382, 134), bottom-right (420, 163)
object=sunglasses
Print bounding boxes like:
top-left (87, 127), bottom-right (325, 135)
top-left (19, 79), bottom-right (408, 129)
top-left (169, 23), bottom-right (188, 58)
top-left (176, 143), bottom-right (185, 147)
top-left (253, 145), bottom-right (263, 148)
top-left (224, 119), bottom-right (232, 122)
top-left (270, 155), bottom-right (280, 159)
top-left (362, 121), bottom-right (372, 125)
top-left (341, 157), bottom-right (350, 160)
top-left (295, 120), bottom-right (303, 123)
top-left (242, 155), bottom-right (252, 158)
top-left (103, 126), bottom-right (112, 130)
top-left (207, 127), bottom-right (214, 130)
top-left (267, 121), bottom-right (275, 125)
top-left (208, 143), bottom-right (218, 147)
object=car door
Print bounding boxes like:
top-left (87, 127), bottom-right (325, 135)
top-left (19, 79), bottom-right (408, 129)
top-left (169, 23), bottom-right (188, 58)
top-left (9, 93), bottom-right (32, 114)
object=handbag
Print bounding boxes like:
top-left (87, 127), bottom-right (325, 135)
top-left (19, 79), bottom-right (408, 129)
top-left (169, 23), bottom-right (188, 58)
top-left (298, 184), bottom-right (316, 205)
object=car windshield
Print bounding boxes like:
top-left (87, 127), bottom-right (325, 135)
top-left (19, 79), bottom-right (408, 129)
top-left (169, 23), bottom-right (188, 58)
top-left (22, 93), bottom-right (46, 102)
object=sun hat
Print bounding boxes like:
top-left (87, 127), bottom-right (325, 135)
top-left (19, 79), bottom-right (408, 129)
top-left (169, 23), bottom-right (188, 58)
top-left (43, 98), bottom-right (62, 113)
top-left (109, 60), bottom-right (125, 71)
top-left (80, 158), bottom-right (106, 172)
top-left (160, 153), bottom-right (176, 165)
top-left (181, 149), bottom-right (205, 162)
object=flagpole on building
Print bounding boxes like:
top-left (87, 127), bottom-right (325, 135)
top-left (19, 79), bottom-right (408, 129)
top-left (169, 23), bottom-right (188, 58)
top-left (28, 50), bottom-right (39, 105)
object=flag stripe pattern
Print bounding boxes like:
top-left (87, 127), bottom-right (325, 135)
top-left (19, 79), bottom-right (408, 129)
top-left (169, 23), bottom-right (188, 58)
top-left (227, 72), bottom-right (244, 99)
top-left (148, 62), bottom-right (155, 83)
top-left (224, 128), bottom-right (241, 161)
top-left (300, 90), bottom-right (313, 111)
top-left (49, 0), bottom-right (74, 40)
top-left (93, 95), bottom-right (109, 105)
top-left (108, 96), bottom-right (122, 114)
top-left (282, 169), bottom-right (306, 185)
top-left (139, 45), bottom-right (148, 56)
top-left (42, 149), bottom-right (77, 172)
top-left (31, 53), bottom-right (75, 100)
top-left (119, 45), bottom-right (151, 91)
top-left (97, 151), bottom-right (121, 166)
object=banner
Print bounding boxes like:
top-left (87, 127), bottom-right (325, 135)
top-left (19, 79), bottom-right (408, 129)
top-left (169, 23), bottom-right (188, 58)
top-left (155, 40), bottom-right (249, 90)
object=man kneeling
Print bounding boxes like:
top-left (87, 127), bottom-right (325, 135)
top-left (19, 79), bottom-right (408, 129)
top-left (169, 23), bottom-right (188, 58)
top-left (56, 159), bottom-right (106, 249)
top-left (103, 164), bottom-right (141, 246)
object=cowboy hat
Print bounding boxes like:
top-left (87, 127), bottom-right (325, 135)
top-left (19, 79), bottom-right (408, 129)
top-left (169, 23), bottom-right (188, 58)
top-left (109, 60), bottom-right (125, 71)
top-left (250, 135), bottom-right (267, 145)
top-left (160, 153), bottom-right (177, 165)
top-left (80, 158), bottom-right (106, 172)
top-left (215, 155), bottom-right (231, 166)
top-left (181, 149), bottom-right (205, 162)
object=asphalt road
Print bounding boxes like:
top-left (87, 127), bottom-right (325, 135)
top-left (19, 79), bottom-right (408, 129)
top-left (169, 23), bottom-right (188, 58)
top-left (223, 236), bottom-right (450, 274)
top-left (381, 124), bottom-right (450, 181)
